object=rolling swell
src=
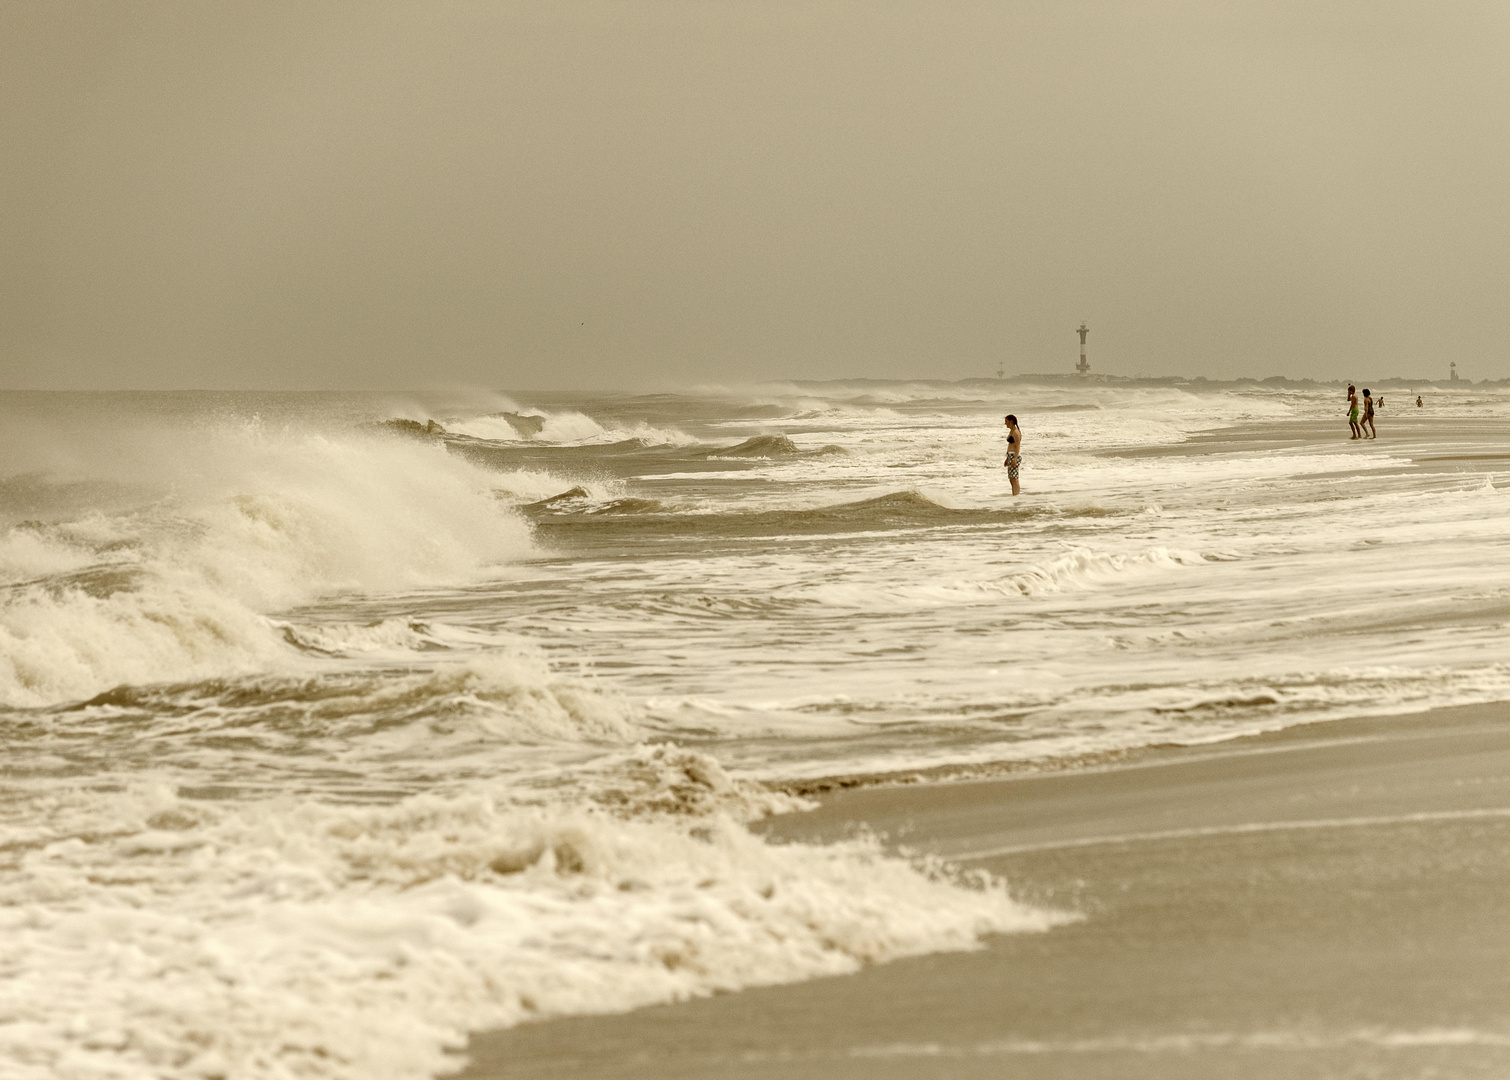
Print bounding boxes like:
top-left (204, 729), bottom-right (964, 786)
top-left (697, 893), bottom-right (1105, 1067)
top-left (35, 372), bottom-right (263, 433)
top-left (706, 434), bottom-right (800, 457)
top-left (780, 489), bottom-right (1009, 526)
top-left (705, 434), bottom-right (846, 459)
top-left (522, 487), bottom-right (667, 515)
top-left (528, 489), bottom-right (1034, 547)
top-left (446, 438), bottom-right (738, 479)
top-left (444, 434), bottom-right (844, 480)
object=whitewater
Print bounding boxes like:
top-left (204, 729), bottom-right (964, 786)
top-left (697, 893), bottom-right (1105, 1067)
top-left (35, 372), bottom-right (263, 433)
top-left (3, 380), bottom-right (1508, 1079)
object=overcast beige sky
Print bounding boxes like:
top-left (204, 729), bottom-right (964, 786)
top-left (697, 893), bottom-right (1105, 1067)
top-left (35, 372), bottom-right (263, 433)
top-left (3, 0), bottom-right (1507, 389)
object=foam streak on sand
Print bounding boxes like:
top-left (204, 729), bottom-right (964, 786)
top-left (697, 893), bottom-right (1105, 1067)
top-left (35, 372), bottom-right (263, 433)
top-left (844, 1029), bottom-right (1510, 1057)
top-left (951, 804), bottom-right (1510, 860)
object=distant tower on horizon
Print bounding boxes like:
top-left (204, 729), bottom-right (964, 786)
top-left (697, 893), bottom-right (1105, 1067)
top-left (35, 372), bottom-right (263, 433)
top-left (1076, 323), bottom-right (1090, 375)
top-left (996, 361), bottom-right (1004, 379)
top-left (1450, 361), bottom-right (1460, 382)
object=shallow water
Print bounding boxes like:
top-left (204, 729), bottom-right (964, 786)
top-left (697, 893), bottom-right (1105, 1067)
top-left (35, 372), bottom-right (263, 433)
top-left (2, 380), bottom-right (1505, 1078)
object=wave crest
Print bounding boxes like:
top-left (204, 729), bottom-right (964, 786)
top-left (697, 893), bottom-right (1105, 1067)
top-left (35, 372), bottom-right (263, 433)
top-left (1008, 546), bottom-right (1209, 596)
top-left (440, 405), bottom-right (694, 447)
top-left (522, 486), bottom-right (667, 515)
top-left (707, 434), bottom-right (801, 458)
top-left (0, 425), bottom-right (533, 707)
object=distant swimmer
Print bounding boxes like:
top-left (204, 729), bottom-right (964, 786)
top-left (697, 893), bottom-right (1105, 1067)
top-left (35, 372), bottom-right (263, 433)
top-left (1347, 385), bottom-right (1362, 440)
top-left (1417, 396), bottom-right (1423, 408)
top-left (1362, 389), bottom-right (1376, 439)
top-left (1003, 414), bottom-right (1023, 496)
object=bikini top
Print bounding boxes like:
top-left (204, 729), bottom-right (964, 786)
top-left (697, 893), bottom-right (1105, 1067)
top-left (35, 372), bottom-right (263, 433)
top-left (1007, 434), bottom-right (1016, 445)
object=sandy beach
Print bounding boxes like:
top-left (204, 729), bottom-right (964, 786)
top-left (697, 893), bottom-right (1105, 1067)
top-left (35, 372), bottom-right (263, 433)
top-left (457, 703), bottom-right (1510, 1079)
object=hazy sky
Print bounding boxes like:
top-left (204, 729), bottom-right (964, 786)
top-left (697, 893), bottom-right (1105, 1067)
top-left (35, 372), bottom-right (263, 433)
top-left (4, 1), bottom-right (1508, 389)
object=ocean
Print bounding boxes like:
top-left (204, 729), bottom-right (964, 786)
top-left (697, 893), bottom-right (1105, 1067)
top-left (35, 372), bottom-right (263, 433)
top-left (3, 380), bottom-right (1508, 1079)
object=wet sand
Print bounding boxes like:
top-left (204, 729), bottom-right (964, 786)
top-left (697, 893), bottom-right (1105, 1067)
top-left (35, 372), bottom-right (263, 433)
top-left (454, 704), bottom-right (1510, 1079)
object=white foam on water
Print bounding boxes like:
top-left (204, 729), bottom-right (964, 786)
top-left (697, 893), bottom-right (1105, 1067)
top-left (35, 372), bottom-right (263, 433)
top-left (0, 423), bottom-right (533, 707)
top-left (444, 407), bottom-right (695, 447)
top-left (0, 527), bottom-right (103, 582)
top-left (803, 546), bottom-right (1212, 609)
top-left (0, 782), bottom-right (1061, 1080)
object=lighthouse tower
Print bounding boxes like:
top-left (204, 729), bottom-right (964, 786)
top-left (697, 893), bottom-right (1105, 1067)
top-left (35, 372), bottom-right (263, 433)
top-left (1076, 323), bottom-right (1090, 375)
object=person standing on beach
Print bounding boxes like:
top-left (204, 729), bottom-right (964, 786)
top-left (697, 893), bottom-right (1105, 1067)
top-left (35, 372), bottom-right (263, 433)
top-left (1362, 389), bottom-right (1376, 439)
top-left (1347, 385), bottom-right (1362, 439)
top-left (1004, 414), bottom-right (1023, 496)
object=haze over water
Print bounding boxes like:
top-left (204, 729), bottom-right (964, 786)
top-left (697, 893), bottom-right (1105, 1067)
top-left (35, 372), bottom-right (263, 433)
top-left (8, 2), bottom-right (1510, 389)
top-left (3, 381), bottom-right (1508, 1077)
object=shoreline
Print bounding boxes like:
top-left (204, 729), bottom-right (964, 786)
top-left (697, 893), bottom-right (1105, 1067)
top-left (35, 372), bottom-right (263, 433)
top-left (455, 701), bottom-right (1510, 1079)
top-left (764, 696), bottom-right (1510, 800)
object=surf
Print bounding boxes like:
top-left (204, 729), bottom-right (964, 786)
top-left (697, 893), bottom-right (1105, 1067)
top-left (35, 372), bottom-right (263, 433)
top-left (0, 415), bottom-right (533, 707)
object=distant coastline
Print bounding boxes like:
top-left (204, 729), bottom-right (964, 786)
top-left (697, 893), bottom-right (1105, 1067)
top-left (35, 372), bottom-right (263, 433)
top-left (3, 375), bottom-right (1507, 399)
top-left (795, 374), bottom-right (1510, 390)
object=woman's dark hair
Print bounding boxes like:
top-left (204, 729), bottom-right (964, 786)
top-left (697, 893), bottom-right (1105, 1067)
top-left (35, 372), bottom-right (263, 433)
top-left (1363, 389), bottom-right (1370, 396)
top-left (1006, 414), bottom-right (1018, 425)
top-left (1348, 384), bottom-right (1355, 393)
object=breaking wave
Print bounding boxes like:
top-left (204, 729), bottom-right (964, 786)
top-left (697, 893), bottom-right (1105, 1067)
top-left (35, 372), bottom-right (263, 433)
top-left (706, 434), bottom-right (801, 458)
top-left (526, 488), bottom-right (1031, 540)
top-left (436, 402), bottom-right (695, 448)
top-left (522, 487), bottom-right (668, 516)
top-left (0, 422), bottom-right (533, 707)
top-left (1006, 546), bottom-right (1210, 596)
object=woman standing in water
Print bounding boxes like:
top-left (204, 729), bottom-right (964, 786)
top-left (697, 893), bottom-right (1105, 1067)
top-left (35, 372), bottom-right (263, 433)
top-left (1004, 414), bottom-right (1023, 496)
top-left (1347, 385), bottom-right (1362, 439)
top-left (1362, 389), bottom-right (1376, 439)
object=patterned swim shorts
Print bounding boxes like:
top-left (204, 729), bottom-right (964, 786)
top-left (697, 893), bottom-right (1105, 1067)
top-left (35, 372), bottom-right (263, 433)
top-left (1005, 453), bottom-right (1020, 480)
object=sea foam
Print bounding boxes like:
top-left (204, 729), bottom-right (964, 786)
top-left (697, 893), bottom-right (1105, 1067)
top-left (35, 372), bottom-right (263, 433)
top-left (0, 421), bottom-right (532, 707)
top-left (441, 401), bottom-right (694, 447)
top-left (0, 782), bottom-right (1060, 1080)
